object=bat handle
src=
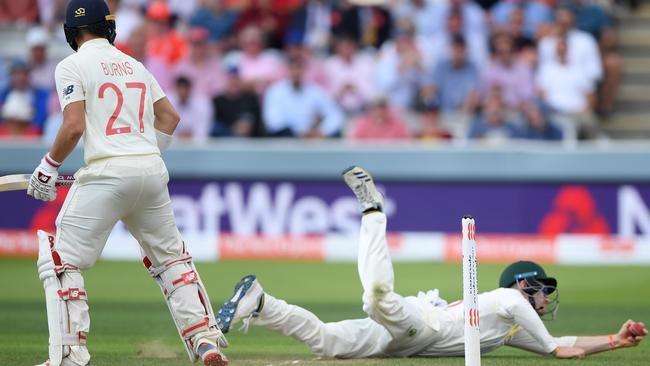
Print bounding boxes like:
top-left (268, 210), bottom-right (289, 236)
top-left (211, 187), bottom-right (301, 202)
top-left (55, 174), bottom-right (76, 187)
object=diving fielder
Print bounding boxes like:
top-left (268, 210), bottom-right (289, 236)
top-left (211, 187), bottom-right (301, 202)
top-left (29, 1), bottom-right (227, 365)
top-left (217, 166), bottom-right (647, 360)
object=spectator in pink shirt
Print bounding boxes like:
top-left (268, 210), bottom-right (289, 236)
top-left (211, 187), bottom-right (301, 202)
top-left (237, 25), bottom-right (287, 94)
top-left (167, 76), bottom-right (212, 141)
top-left (348, 97), bottom-right (411, 140)
top-left (173, 27), bottom-right (228, 98)
top-left (482, 33), bottom-right (535, 110)
top-left (324, 35), bottom-right (376, 116)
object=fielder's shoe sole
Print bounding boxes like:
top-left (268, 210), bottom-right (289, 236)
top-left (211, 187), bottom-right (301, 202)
top-left (342, 166), bottom-right (384, 213)
top-left (217, 275), bottom-right (264, 333)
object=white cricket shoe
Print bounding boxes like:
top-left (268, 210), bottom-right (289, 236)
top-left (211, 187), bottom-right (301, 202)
top-left (216, 275), bottom-right (264, 334)
top-left (197, 341), bottom-right (228, 366)
top-left (342, 166), bottom-right (384, 213)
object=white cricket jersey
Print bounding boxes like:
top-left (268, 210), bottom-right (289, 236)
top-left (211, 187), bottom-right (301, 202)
top-left (415, 288), bottom-right (572, 356)
top-left (54, 38), bottom-right (165, 164)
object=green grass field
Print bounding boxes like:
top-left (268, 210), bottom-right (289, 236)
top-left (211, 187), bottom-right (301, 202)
top-left (0, 259), bottom-right (648, 366)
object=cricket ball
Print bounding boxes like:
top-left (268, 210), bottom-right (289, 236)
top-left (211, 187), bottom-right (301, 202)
top-left (629, 323), bottom-right (645, 336)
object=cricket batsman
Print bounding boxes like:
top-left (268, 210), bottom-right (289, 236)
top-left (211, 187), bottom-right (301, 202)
top-left (29, 1), bottom-right (227, 365)
top-left (216, 166), bottom-right (647, 360)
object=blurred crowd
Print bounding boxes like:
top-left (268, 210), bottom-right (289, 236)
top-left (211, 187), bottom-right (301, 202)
top-left (0, 0), bottom-right (628, 143)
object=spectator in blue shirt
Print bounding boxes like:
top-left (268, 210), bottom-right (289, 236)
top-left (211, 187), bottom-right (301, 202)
top-left (491, 0), bottom-right (554, 39)
top-left (517, 103), bottom-right (563, 140)
top-left (263, 57), bottom-right (344, 138)
top-left (468, 92), bottom-right (520, 141)
top-left (430, 35), bottom-right (480, 114)
top-left (0, 60), bottom-right (49, 130)
top-left (189, 0), bottom-right (239, 42)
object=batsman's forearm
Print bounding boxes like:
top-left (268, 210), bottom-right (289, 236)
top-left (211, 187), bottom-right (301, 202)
top-left (49, 128), bottom-right (83, 163)
top-left (573, 335), bottom-right (616, 355)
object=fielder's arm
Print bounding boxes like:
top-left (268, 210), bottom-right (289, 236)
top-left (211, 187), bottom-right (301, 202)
top-left (571, 320), bottom-right (647, 356)
top-left (50, 101), bottom-right (86, 163)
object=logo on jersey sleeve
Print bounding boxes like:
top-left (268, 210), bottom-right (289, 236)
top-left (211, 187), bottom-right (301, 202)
top-left (62, 85), bottom-right (74, 98)
top-left (74, 8), bottom-right (86, 17)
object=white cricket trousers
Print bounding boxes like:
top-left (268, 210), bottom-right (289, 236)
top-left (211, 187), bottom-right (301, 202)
top-left (50, 154), bottom-right (216, 362)
top-left (251, 212), bottom-right (437, 358)
top-left (55, 154), bottom-right (181, 268)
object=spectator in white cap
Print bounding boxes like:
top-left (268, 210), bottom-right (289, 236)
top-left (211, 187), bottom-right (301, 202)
top-left (0, 91), bottom-right (40, 139)
top-left (26, 27), bottom-right (56, 91)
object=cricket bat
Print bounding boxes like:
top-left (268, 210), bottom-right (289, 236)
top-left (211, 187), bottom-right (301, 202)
top-left (0, 174), bottom-right (76, 192)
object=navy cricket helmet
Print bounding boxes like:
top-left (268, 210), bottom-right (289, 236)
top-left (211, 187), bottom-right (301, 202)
top-left (499, 260), bottom-right (557, 289)
top-left (63, 0), bottom-right (116, 51)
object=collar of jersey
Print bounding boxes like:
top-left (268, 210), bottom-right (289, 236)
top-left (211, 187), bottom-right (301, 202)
top-left (78, 38), bottom-right (110, 51)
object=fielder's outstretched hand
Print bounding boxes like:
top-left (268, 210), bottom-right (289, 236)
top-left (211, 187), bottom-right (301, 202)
top-left (616, 320), bottom-right (647, 348)
top-left (27, 154), bottom-right (60, 202)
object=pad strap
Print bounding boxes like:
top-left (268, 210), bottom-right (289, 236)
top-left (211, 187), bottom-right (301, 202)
top-left (143, 254), bottom-right (193, 277)
top-left (57, 288), bottom-right (88, 301)
top-left (181, 317), bottom-right (211, 338)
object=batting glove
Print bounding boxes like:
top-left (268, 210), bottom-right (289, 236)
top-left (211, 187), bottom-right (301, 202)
top-left (27, 153), bottom-right (61, 202)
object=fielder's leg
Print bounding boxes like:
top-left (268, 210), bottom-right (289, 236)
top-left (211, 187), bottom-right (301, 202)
top-left (217, 275), bottom-right (388, 358)
top-left (121, 156), bottom-right (227, 365)
top-left (343, 166), bottom-right (436, 356)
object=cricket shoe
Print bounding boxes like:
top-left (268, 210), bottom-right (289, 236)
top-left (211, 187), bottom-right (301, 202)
top-left (342, 166), bottom-right (384, 213)
top-left (217, 275), bottom-right (265, 334)
top-left (197, 342), bottom-right (228, 366)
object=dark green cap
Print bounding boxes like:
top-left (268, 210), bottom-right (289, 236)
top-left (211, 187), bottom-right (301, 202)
top-left (499, 261), bottom-right (557, 288)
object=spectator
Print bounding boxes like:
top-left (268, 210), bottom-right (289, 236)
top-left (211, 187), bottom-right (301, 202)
top-left (482, 33), bottom-right (535, 110)
top-left (167, 76), bottom-right (212, 141)
top-left (0, 0), bottom-right (39, 24)
top-left (173, 27), bottom-right (228, 97)
top-left (431, 0), bottom-right (486, 36)
top-left (287, 0), bottom-right (338, 54)
top-left (428, 35), bottom-right (480, 137)
top-left (0, 61), bottom-right (49, 129)
top-left (570, 0), bottom-right (612, 40)
top-left (502, 7), bottom-right (537, 65)
top-left (536, 37), bottom-right (597, 141)
top-left (517, 103), bottom-right (563, 141)
top-left (468, 92), bottom-right (520, 141)
top-left (284, 35), bottom-right (328, 88)
top-left (107, 0), bottom-right (142, 45)
top-left (211, 67), bottom-right (264, 137)
top-left (121, 24), bottom-right (173, 92)
top-left (427, 9), bottom-right (489, 68)
top-left (569, 0), bottom-right (622, 116)
top-left (348, 97), bottom-right (411, 140)
top-left (263, 57), bottom-right (344, 138)
top-left (0, 91), bottom-right (40, 139)
top-left (538, 8), bottom-right (602, 86)
top-left (414, 98), bottom-right (452, 141)
top-left (145, 1), bottom-right (188, 65)
top-left (375, 20), bottom-right (426, 109)
top-left (324, 35), bottom-right (375, 116)
top-left (491, 0), bottom-right (554, 39)
top-left (26, 27), bottom-right (56, 91)
top-left (390, 0), bottom-right (441, 37)
top-left (169, 0), bottom-right (200, 22)
top-left (235, 0), bottom-right (288, 49)
top-left (236, 25), bottom-right (287, 94)
top-left (334, 2), bottom-right (393, 50)
top-left (189, 0), bottom-right (239, 43)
